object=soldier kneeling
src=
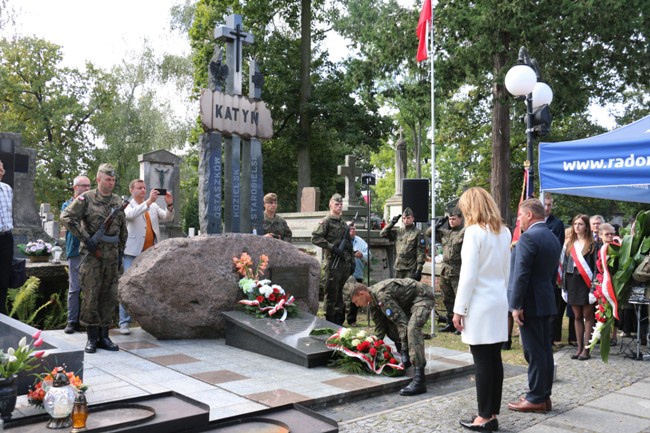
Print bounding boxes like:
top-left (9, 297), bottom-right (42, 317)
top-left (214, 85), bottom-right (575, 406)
top-left (350, 278), bottom-right (434, 396)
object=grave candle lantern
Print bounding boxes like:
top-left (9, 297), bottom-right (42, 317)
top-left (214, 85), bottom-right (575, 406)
top-left (43, 367), bottom-right (76, 429)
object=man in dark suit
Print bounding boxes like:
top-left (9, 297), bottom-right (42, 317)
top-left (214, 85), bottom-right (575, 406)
top-left (507, 198), bottom-right (562, 413)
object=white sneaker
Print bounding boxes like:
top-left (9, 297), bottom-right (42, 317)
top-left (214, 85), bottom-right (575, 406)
top-left (119, 324), bottom-right (130, 335)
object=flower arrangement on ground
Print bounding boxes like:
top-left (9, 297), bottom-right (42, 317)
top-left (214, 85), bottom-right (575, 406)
top-left (27, 366), bottom-right (87, 408)
top-left (0, 330), bottom-right (47, 379)
top-left (18, 239), bottom-right (53, 257)
top-left (233, 252), bottom-right (297, 321)
top-left (325, 328), bottom-right (404, 376)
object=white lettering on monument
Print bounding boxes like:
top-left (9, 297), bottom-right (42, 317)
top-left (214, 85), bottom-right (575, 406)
top-left (233, 167), bottom-right (240, 217)
top-left (250, 157), bottom-right (258, 221)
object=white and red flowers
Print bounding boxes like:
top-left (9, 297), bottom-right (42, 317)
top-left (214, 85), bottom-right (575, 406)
top-left (233, 253), bottom-right (297, 321)
top-left (326, 328), bottom-right (404, 376)
top-left (0, 330), bottom-right (48, 379)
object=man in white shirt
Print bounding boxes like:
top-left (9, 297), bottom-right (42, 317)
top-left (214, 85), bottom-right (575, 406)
top-left (119, 179), bottom-right (174, 334)
top-left (0, 160), bottom-right (14, 315)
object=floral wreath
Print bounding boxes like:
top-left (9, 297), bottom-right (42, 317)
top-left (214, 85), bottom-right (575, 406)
top-left (233, 252), bottom-right (297, 321)
top-left (325, 328), bottom-right (404, 376)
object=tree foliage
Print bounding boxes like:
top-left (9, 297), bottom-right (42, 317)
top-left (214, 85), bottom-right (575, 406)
top-left (0, 36), bottom-right (115, 208)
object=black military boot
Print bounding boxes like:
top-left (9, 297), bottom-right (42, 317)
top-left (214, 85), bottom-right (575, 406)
top-left (439, 315), bottom-right (456, 332)
top-left (400, 350), bottom-right (412, 369)
top-left (399, 366), bottom-right (427, 396)
top-left (84, 326), bottom-right (99, 353)
top-left (97, 326), bottom-right (119, 351)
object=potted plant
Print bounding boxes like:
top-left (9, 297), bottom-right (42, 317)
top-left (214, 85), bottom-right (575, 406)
top-left (0, 330), bottom-right (47, 421)
top-left (17, 240), bottom-right (53, 262)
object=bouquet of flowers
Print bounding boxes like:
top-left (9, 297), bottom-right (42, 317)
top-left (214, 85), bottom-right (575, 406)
top-left (28, 366), bottom-right (87, 408)
top-left (0, 330), bottom-right (47, 379)
top-left (233, 252), bottom-right (297, 321)
top-left (325, 328), bottom-right (404, 376)
top-left (18, 239), bottom-right (53, 257)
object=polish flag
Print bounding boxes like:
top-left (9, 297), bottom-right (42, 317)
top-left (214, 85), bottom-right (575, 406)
top-left (416, 0), bottom-right (432, 62)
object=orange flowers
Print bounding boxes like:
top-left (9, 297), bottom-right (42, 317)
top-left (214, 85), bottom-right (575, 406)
top-left (233, 252), bottom-right (269, 280)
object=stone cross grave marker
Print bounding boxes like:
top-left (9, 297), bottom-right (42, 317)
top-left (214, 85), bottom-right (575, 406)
top-left (337, 154), bottom-right (364, 210)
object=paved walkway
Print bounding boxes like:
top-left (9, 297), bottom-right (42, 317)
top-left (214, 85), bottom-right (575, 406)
top-left (12, 326), bottom-right (473, 423)
top-left (11, 328), bottom-right (650, 432)
top-left (336, 339), bottom-right (650, 433)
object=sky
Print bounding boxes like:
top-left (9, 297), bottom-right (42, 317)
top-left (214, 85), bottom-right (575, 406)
top-left (4, 0), bottom-right (189, 70)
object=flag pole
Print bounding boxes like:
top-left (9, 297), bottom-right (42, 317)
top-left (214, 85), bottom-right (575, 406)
top-left (429, 2), bottom-right (436, 336)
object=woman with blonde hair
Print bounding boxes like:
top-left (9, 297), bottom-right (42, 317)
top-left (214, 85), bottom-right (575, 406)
top-left (561, 214), bottom-right (597, 360)
top-left (453, 187), bottom-right (511, 432)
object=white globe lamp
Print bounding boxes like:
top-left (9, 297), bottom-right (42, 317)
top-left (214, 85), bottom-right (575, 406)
top-left (505, 64), bottom-right (537, 96)
top-left (532, 82), bottom-right (553, 108)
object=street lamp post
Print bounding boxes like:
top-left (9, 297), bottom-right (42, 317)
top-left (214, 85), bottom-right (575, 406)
top-left (505, 46), bottom-right (553, 198)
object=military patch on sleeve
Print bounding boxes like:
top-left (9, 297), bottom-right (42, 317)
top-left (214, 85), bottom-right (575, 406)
top-left (385, 308), bottom-right (393, 317)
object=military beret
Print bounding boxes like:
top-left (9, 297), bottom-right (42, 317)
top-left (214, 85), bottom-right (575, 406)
top-left (402, 207), bottom-right (414, 217)
top-left (97, 163), bottom-right (116, 177)
top-left (330, 193), bottom-right (343, 203)
top-left (264, 193), bottom-right (277, 203)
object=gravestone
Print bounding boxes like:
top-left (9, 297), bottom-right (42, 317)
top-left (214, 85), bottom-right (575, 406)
top-left (139, 150), bottom-right (183, 239)
top-left (0, 133), bottom-right (54, 254)
top-left (221, 310), bottom-right (336, 368)
top-left (39, 203), bottom-right (59, 239)
top-left (199, 14), bottom-right (272, 234)
top-left (384, 132), bottom-right (407, 223)
top-left (337, 155), bottom-right (364, 213)
top-left (0, 315), bottom-right (83, 395)
top-left (300, 187), bottom-right (320, 213)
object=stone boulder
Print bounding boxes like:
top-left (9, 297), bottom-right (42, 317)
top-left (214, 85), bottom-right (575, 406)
top-left (118, 233), bottom-right (321, 339)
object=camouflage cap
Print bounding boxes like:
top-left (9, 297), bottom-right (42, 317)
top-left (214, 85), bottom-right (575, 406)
top-left (97, 163), bottom-right (116, 177)
top-left (449, 207), bottom-right (463, 218)
top-left (402, 207), bottom-right (414, 217)
top-left (330, 193), bottom-right (343, 203)
top-left (264, 192), bottom-right (277, 203)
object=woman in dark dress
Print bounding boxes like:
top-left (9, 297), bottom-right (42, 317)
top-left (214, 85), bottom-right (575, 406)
top-left (562, 214), bottom-right (597, 360)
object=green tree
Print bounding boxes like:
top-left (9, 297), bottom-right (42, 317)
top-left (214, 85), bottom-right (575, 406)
top-left (0, 36), bottom-right (115, 209)
top-left (435, 0), bottom-right (650, 220)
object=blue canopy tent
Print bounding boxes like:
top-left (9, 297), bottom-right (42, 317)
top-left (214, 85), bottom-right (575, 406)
top-left (539, 115), bottom-right (650, 203)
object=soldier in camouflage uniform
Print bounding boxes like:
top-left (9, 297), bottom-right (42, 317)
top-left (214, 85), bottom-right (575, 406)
top-left (60, 163), bottom-right (128, 354)
top-left (381, 207), bottom-right (426, 280)
top-left (262, 193), bottom-right (292, 241)
top-left (311, 193), bottom-right (354, 325)
top-left (350, 278), bottom-right (434, 396)
top-left (434, 208), bottom-right (465, 332)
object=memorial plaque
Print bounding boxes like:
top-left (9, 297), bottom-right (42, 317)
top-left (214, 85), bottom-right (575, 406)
top-left (269, 266), bottom-right (310, 299)
top-left (199, 132), bottom-right (223, 234)
top-left (222, 310), bottom-right (337, 368)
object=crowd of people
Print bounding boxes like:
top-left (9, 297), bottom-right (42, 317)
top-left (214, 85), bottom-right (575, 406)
top-left (3, 156), bottom-right (645, 431)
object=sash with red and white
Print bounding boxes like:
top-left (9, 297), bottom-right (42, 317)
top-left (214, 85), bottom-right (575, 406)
top-left (557, 245), bottom-right (565, 287)
top-left (598, 242), bottom-right (620, 320)
top-left (570, 245), bottom-right (594, 288)
top-left (239, 296), bottom-right (295, 321)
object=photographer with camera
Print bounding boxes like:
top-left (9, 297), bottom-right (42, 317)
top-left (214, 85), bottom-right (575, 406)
top-left (262, 193), bottom-right (292, 241)
top-left (311, 193), bottom-right (354, 325)
top-left (119, 179), bottom-right (174, 334)
top-left (380, 207), bottom-right (426, 281)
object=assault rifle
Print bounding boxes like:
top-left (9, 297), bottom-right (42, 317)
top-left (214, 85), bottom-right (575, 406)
top-left (77, 196), bottom-right (131, 270)
top-left (330, 212), bottom-right (359, 270)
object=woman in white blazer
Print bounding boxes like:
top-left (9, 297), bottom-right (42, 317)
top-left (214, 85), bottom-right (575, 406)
top-left (452, 187), bottom-right (511, 432)
top-left (120, 180), bottom-right (174, 333)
